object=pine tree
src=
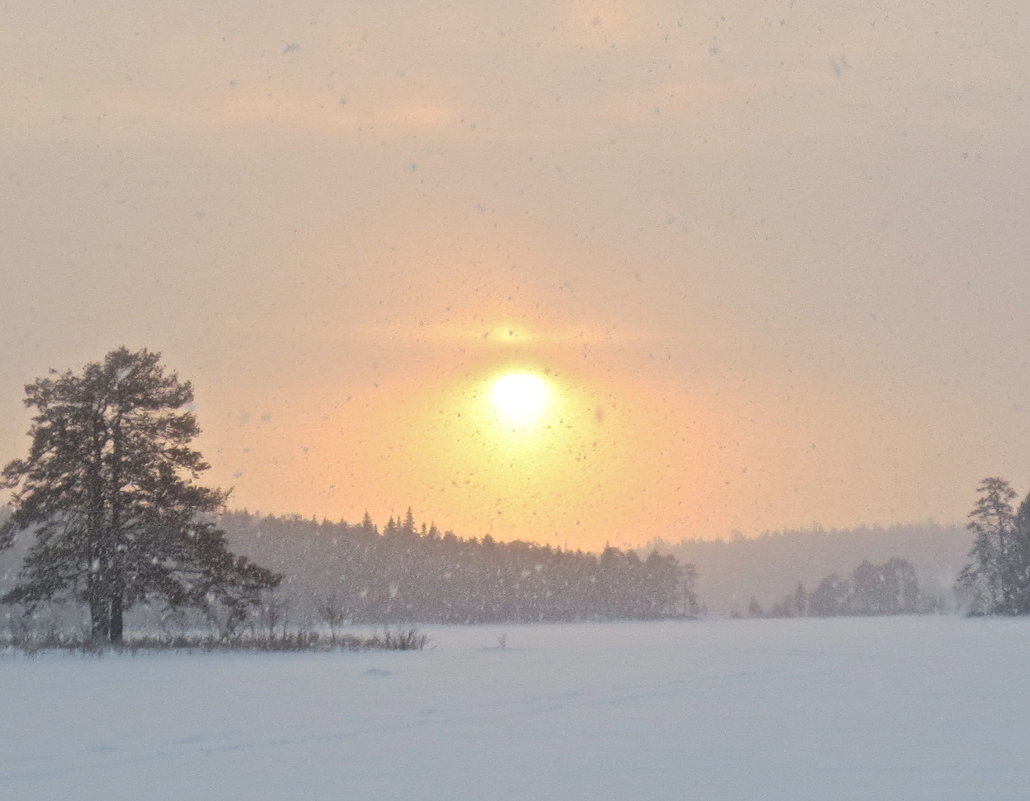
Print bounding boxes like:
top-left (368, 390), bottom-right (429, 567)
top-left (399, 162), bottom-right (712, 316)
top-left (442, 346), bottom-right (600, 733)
top-left (359, 511), bottom-right (377, 534)
top-left (1007, 495), bottom-right (1030, 614)
top-left (0, 347), bottom-right (280, 642)
top-left (958, 477), bottom-right (1023, 614)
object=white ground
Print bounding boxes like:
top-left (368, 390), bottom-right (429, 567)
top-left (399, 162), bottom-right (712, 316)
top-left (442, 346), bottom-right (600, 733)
top-left (2, 616), bottom-right (1028, 801)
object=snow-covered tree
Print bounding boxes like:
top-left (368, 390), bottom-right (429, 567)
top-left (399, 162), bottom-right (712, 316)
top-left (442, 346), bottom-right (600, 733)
top-left (958, 477), bottom-right (1030, 615)
top-left (958, 477), bottom-right (1016, 613)
top-left (0, 347), bottom-right (280, 642)
top-left (1007, 495), bottom-right (1030, 613)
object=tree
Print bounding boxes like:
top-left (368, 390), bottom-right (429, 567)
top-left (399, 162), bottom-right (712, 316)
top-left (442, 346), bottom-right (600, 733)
top-left (808, 574), bottom-right (848, 616)
top-left (0, 348), bottom-right (281, 642)
top-left (1008, 495), bottom-right (1030, 613)
top-left (882, 557), bottom-right (920, 614)
top-left (957, 477), bottom-right (1030, 614)
top-left (316, 593), bottom-right (347, 643)
top-left (793, 582), bottom-right (808, 616)
top-left (849, 558), bottom-right (919, 615)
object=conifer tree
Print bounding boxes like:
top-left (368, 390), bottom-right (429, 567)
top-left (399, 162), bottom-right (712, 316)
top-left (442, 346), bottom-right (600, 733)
top-left (1008, 494), bottom-right (1030, 613)
top-left (0, 348), bottom-right (280, 642)
top-left (958, 477), bottom-right (1020, 614)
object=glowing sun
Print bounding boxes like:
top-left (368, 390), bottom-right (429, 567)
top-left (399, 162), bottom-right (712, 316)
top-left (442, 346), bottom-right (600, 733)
top-left (490, 372), bottom-right (551, 427)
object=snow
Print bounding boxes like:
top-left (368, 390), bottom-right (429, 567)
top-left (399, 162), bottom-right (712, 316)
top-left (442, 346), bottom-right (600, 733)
top-left (3, 616), bottom-right (1029, 800)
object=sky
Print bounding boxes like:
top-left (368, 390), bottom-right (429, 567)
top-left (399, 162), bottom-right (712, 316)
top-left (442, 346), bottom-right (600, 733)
top-left (2, 0), bottom-right (1030, 550)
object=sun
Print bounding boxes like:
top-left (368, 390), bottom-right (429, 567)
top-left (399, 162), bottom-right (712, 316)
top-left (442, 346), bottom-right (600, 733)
top-left (489, 372), bottom-right (551, 427)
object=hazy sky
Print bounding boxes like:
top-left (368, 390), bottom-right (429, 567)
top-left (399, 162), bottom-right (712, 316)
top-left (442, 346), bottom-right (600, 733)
top-left (3, 1), bottom-right (1029, 549)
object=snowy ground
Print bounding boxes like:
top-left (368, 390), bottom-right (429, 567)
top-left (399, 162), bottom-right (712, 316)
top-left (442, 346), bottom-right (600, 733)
top-left (2, 616), bottom-right (1028, 801)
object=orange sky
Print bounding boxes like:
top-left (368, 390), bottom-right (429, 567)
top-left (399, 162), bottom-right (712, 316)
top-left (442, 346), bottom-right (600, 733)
top-left (3, 1), bottom-right (1030, 549)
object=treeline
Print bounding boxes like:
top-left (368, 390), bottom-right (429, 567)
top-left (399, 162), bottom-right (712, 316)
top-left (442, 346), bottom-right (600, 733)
top-left (739, 475), bottom-right (1030, 619)
top-left (743, 557), bottom-right (924, 618)
top-left (650, 522), bottom-right (969, 616)
top-left (225, 510), bottom-right (697, 624)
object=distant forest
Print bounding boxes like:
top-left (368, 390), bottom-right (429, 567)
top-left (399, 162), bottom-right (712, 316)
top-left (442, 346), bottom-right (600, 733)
top-left (651, 523), bottom-right (971, 616)
top-left (222, 510), bottom-right (697, 624)
top-left (741, 557), bottom-right (923, 619)
top-left (0, 506), bottom-right (976, 627)
top-left (225, 513), bottom-right (972, 624)
top-left (2, 507), bottom-right (976, 627)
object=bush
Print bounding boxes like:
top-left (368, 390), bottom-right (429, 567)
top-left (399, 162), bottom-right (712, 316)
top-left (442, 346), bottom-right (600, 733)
top-left (370, 628), bottom-right (431, 651)
top-left (0, 624), bottom-right (429, 655)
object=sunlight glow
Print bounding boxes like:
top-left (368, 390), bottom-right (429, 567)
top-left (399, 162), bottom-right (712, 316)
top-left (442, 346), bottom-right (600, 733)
top-left (490, 372), bottom-right (551, 428)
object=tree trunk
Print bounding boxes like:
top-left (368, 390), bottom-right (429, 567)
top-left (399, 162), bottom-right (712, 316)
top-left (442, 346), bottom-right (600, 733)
top-left (89, 597), bottom-right (109, 641)
top-left (109, 593), bottom-right (124, 644)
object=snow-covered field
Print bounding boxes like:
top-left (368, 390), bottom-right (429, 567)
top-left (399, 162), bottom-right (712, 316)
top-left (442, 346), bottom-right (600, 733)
top-left (3, 616), bottom-right (1028, 801)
